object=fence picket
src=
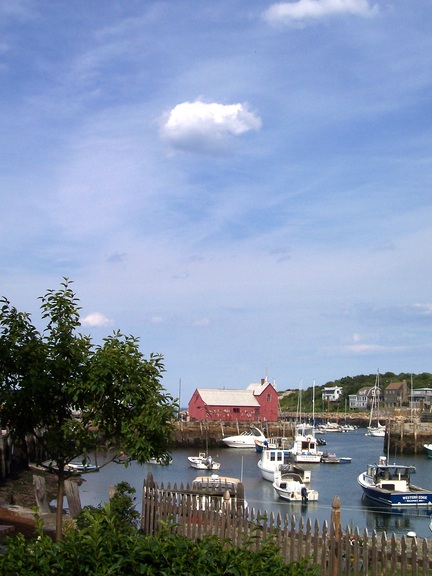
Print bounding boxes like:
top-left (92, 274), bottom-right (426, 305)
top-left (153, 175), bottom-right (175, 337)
top-left (140, 477), bottom-right (431, 575)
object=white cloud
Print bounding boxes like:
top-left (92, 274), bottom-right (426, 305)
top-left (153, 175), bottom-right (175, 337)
top-left (159, 100), bottom-right (262, 154)
top-left (263, 0), bottom-right (377, 26)
top-left (81, 312), bottom-right (112, 327)
top-left (151, 316), bottom-right (164, 324)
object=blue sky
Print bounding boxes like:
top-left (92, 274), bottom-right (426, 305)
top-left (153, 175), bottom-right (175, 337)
top-left (2, 0), bottom-right (432, 406)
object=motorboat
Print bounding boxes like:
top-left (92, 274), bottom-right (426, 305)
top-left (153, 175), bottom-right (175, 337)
top-left (257, 448), bottom-right (311, 482)
top-left (188, 452), bottom-right (221, 470)
top-left (272, 470), bottom-right (319, 503)
top-left (321, 453), bottom-right (352, 464)
top-left (221, 425), bottom-right (267, 448)
top-left (424, 444), bottom-right (432, 459)
top-left (287, 423), bottom-right (323, 463)
top-left (357, 455), bottom-right (432, 507)
top-left (65, 461), bottom-right (99, 473)
top-left (192, 474), bottom-right (247, 510)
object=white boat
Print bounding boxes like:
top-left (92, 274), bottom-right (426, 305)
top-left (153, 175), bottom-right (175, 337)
top-left (358, 455), bottom-right (432, 507)
top-left (366, 370), bottom-right (386, 437)
top-left (192, 474), bottom-right (247, 510)
top-left (257, 448), bottom-right (311, 483)
top-left (287, 423), bottom-right (323, 463)
top-left (424, 444), bottom-right (432, 459)
top-left (221, 425), bottom-right (267, 448)
top-left (321, 453), bottom-right (352, 464)
top-left (272, 470), bottom-right (319, 503)
top-left (65, 461), bottom-right (99, 473)
top-left (188, 452), bottom-right (221, 470)
top-left (316, 422), bottom-right (342, 433)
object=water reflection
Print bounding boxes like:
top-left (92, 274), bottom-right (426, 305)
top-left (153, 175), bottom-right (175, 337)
top-left (361, 496), bottom-right (432, 536)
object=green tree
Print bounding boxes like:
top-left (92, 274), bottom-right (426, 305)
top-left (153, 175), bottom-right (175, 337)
top-left (0, 279), bottom-right (177, 540)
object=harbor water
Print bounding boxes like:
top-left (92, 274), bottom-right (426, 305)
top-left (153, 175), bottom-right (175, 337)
top-left (78, 428), bottom-right (432, 539)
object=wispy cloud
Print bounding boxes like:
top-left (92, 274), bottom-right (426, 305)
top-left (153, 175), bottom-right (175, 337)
top-left (263, 0), bottom-right (378, 26)
top-left (159, 100), bottom-right (262, 154)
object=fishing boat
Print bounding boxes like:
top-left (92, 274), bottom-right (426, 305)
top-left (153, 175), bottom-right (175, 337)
top-left (366, 370), bottom-right (386, 437)
top-left (424, 444), bottom-right (432, 459)
top-left (188, 452), bottom-right (221, 470)
top-left (221, 425), bottom-right (267, 448)
top-left (257, 448), bottom-right (311, 482)
top-left (357, 455), bottom-right (432, 507)
top-left (255, 436), bottom-right (291, 452)
top-left (272, 470), bottom-right (319, 503)
top-left (287, 423), bottom-right (323, 463)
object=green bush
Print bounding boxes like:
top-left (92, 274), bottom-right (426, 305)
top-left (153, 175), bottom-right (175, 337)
top-left (0, 482), bottom-right (318, 575)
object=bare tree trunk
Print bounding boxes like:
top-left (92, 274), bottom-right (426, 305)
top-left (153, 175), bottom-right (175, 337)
top-left (55, 469), bottom-right (65, 542)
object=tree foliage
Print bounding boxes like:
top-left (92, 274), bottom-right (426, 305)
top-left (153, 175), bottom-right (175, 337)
top-left (0, 279), bottom-right (177, 539)
top-left (279, 372), bottom-right (432, 414)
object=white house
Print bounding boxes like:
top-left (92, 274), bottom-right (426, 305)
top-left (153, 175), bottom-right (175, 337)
top-left (321, 386), bottom-right (343, 403)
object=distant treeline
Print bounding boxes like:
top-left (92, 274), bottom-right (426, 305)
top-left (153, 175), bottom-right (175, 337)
top-left (279, 372), bottom-right (432, 414)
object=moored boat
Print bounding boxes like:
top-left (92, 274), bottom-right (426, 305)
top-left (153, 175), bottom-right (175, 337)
top-left (287, 423), bottom-right (323, 463)
top-left (192, 474), bottom-right (247, 510)
top-left (424, 444), bottom-right (432, 459)
top-left (222, 425), bottom-right (267, 448)
top-left (188, 452), bottom-right (221, 470)
top-left (272, 470), bottom-right (319, 503)
top-left (257, 448), bottom-right (311, 482)
top-left (65, 461), bottom-right (99, 473)
top-left (365, 370), bottom-right (386, 438)
top-left (321, 453), bottom-right (352, 464)
top-left (357, 455), bottom-right (432, 507)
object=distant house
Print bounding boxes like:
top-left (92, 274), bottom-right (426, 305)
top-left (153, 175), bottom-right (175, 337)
top-left (410, 387), bottom-right (432, 409)
top-left (321, 386), bottom-right (343, 403)
top-left (384, 380), bottom-right (408, 407)
top-left (349, 386), bottom-right (381, 410)
top-left (188, 378), bottom-right (279, 422)
top-left (349, 387), bottom-right (371, 410)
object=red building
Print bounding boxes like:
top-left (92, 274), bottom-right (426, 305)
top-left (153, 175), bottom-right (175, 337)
top-left (188, 379), bottom-right (279, 422)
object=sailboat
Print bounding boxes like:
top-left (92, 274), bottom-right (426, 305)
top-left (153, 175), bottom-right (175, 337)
top-left (366, 370), bottom-right (386, 437)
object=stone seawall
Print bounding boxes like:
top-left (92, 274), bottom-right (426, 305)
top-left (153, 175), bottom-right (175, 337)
top-left (172, 417), bottom-right (432, 454)
top-left (387, 419), bottom-right (432, 455)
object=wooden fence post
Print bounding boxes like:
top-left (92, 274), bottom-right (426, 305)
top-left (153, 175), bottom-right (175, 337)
top-left (330, 496), bottom-right (341, 576)
top-left (33, 475), bottom-right (51, 513)
top-left (64, 479), bottom-right (82, 518)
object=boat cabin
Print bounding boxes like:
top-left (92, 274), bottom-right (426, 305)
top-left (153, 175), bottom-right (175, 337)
top-left (367, 462), bottom-right (415, 492)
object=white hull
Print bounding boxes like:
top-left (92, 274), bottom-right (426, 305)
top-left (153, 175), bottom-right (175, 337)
top-left (222, 426), bottom-right (267, 449)
top-left (257, 449), bottom-right (311, 483)
top-left (366, 426), bottom-right (386, 438)
top-left (272, 471), bottom-right (318, 503)
top-left (188, 453), bottom-right (221, 470)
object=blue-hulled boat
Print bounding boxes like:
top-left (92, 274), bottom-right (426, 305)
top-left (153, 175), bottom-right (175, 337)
top-left (358, 455), bottom-right (432, 507)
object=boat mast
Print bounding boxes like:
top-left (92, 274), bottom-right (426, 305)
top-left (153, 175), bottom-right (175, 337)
top-left (312, 379), bottom-right (315, 428)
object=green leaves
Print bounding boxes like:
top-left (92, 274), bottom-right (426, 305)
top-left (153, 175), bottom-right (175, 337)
top-left (0, 500), bottom-right (319, 575)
